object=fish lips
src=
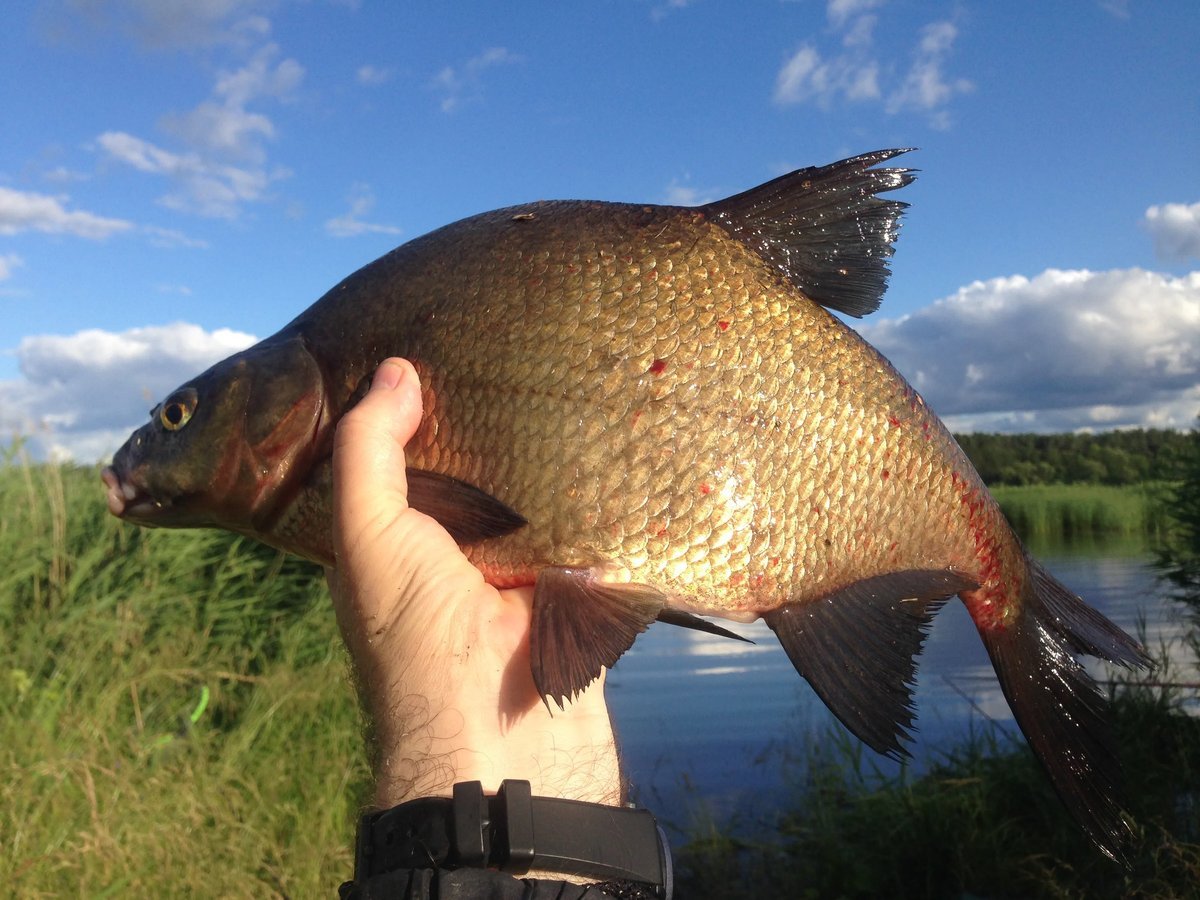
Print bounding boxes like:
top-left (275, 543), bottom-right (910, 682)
top-left (102, 430), bottom-right (191, 525)
top-left (101, 463), bottom-right (174, 523)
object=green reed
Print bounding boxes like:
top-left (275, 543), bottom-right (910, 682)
top-left (991, 483), bottom-right (1167, 543)
top-left (0, 457), bottom-right (369, 897)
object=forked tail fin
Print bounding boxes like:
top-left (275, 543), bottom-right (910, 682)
top-left (976, 555), bottom-right (1153, 861)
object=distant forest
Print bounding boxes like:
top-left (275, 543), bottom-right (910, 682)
top-left (953, 429), bottom-right (1191, 486)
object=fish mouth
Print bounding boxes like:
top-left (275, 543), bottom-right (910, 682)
top-left (101, 465), bottom-right (168, 520)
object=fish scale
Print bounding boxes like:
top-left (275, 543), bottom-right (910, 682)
top-left (102, 150), bottom-right (1151, 860)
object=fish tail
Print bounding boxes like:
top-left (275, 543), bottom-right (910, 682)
top-left (972, 554), bottom-right (1152, 861)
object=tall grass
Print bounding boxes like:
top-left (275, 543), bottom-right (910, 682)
top-left (1, 455), bottom-right (369, 897)
top-left (991, 482), bottom-right (1166, 542)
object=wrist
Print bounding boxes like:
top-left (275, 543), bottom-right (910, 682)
top-left (371, 673), bottom-right (622, 809)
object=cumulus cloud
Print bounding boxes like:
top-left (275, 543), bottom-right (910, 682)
top-left (96, 44), bottom-right (301, 218)
top-left (1144, 201), bottom-right (1200, 262)
top-left (432, 47), bottom-right (522, 113)
top-left (324, 183), bottom-right (402, 238)
top-left (0, 186), bottom-right (133, 239)
top-left (0, 322), bottom-right (257, 461)
top-left (774, 1), bottom-right (971, 127)
top-left (857, 268), bottom-right (1200, 433)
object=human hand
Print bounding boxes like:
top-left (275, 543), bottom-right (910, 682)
top-left (325, 358), bottom-right (622, 809)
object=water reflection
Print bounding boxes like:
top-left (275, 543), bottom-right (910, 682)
top-left (605, 541), bottom-right (1195, 838)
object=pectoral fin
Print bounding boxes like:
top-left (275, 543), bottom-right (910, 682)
top-left (764, 569), bottom-right (978, 760)
top-left (407, 469), bottom-right (527, 544)
top-left (530, 567), bottom-right (666, 709)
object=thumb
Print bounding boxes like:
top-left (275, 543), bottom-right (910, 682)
top-left (331, 358), bottom-right (423, 556)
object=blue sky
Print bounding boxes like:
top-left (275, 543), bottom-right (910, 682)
top-left (2, 0), bottom-right (1198, 460)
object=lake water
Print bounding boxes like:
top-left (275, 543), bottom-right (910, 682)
top-left (604, 537), bottom-right (1197, 839)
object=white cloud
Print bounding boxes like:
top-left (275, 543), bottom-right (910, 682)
top-left (42, 165), bottom-right (90, 185)
top-left (1144, 201), bottom-right (1200, 262)
top-left (162, 101), bottom-right (276, 163)
top-left (662, 178), bottom-right (718, 207)
top-left (97, 130), bottom-right (286, 219)
top-left (95, 44), bottom-right (301, 218)
top-left (142, 224), bottom-right (209, 249)
top-left (885, 21), bottom-right (974, 126)
top-left (324, 183), bottom-right (402, 238)
top-left (774, 4), bottom-right (970, 127)
top-left (858, 268), bottom-right (1200, 433)
top-left (1098, 0), bottom-right (1130, 19)
top-left (827, 0), bottom-right (886, 30)
top-left (213, 42), bottom-right (304, 107)
top-left (0, 187), bottom-right (133, 239)
top-left (357, 64), bottom-right (393, 86)
top-left (0, 322), bottom-right (257, 461)
top-left (0, 254), bottom-right (24, 281)
top-left (774, 43), bottom-right (880, 108)
top-left (432, 47), bottom-right (522, 113)
top-left (650, 0), bottom-right (694, 21)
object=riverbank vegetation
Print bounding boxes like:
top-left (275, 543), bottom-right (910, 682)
top-left (955, 428), bottom-right (1188, 486)
top-left (1, 459), bottom-right (356, 896)
top-left (2, 426), bottom-right (1198, 896)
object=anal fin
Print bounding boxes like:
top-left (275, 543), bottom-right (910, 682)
top-left (407, 469), bottom-right (527, 544)
top-left (764, 569), bottom-right (978, 760)
top-left (531, 567), bottom-right (666, 709)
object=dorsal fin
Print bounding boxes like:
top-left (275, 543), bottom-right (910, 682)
top-left (703, 149), bottom-right (916, 318)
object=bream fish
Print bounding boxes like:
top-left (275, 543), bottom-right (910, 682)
top-left (102, 150), bottom-right (1150, 858)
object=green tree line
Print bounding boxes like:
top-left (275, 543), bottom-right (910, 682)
top-left (953, 428), bottom-right (1190, 486)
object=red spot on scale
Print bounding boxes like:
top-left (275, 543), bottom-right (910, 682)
top-left (699, 483), bottom-right (713, 495)
top-left (717, 320), bottom-right (730, 331)
top-left (881, 469), bottom-right (890, 480)
top-left (888, 415), bottom-right (901, 428)
top-left (648, 358), bottom-right (668, 375)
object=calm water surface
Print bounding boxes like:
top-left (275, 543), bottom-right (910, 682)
top-left (604, 537), bottom-right (1195, 839)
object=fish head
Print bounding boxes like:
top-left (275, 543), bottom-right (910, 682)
top-left (102, 335), bottom-right (329, 539)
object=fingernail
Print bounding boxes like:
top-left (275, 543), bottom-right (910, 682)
top-left (372, 359), bottom-right (406, 391)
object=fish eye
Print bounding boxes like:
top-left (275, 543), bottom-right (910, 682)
top-left (158, 389), bottom-right (198, 432)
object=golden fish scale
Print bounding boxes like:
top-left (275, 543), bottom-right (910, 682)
top-left (391, 201), bottom-right (1018, 617)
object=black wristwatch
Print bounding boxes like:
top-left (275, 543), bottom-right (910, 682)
top-left (347, 780), bottom-right (672, 898)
